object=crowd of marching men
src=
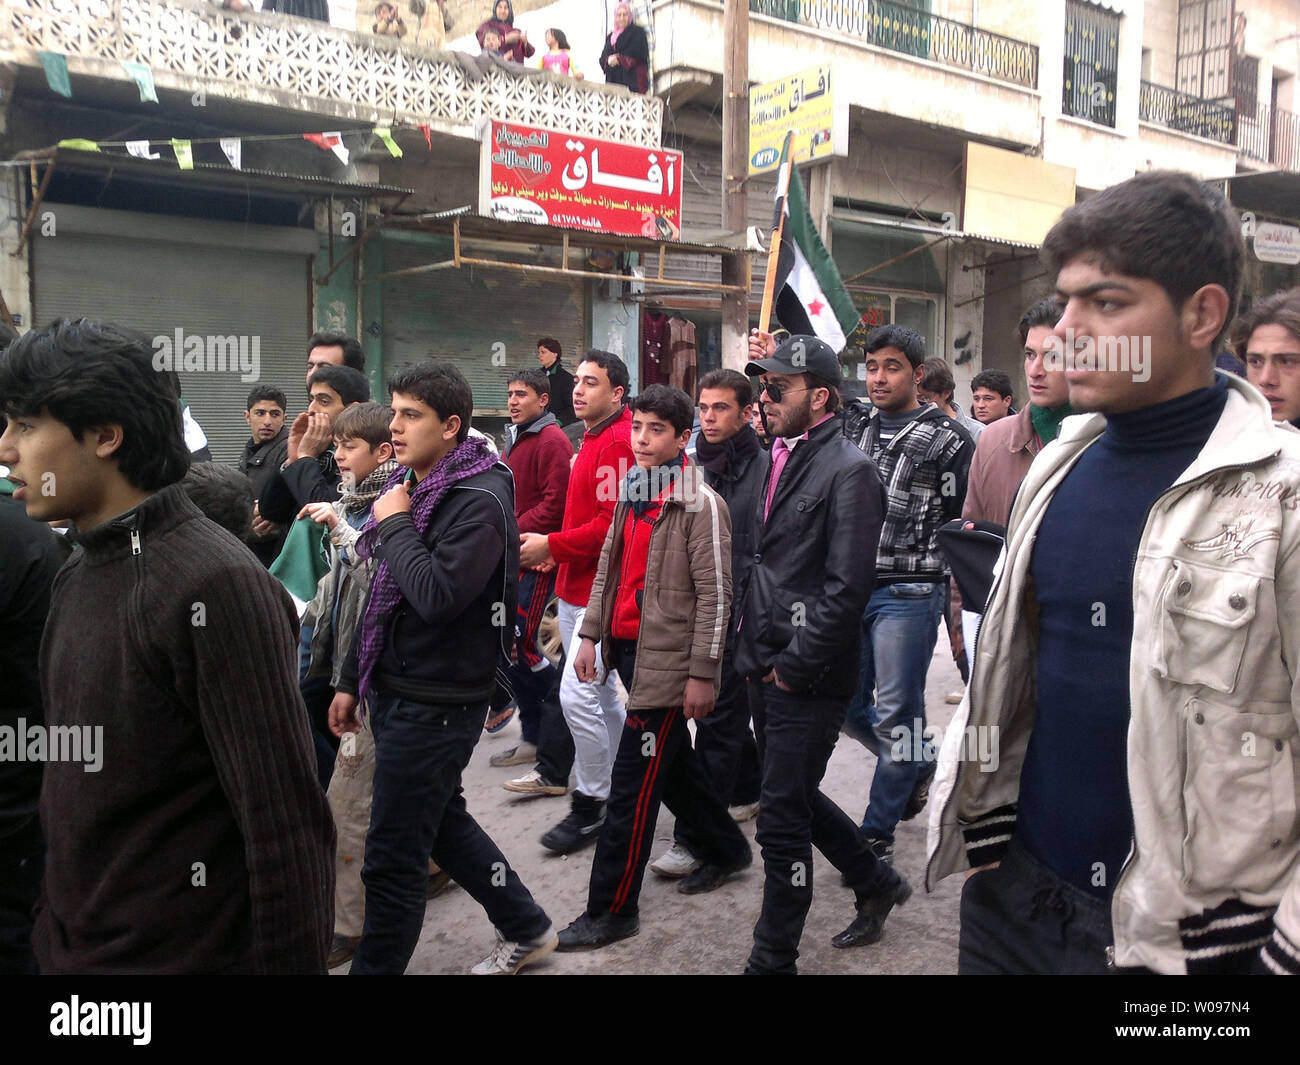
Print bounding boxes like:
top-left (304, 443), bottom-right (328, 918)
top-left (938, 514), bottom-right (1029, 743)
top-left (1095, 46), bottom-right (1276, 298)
top-left (2, 168), bottom-right (1300, 975)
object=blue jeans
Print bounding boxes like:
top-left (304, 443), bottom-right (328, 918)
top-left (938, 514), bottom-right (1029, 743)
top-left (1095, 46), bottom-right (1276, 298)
top-left (844, 581), bottom-right (945, 841)
top-left (350, 693), bottom-right (551, 974)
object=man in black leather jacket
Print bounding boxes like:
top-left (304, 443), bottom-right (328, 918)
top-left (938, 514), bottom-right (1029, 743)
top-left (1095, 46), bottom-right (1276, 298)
top-left (734, 333), bottom-right (912, 974)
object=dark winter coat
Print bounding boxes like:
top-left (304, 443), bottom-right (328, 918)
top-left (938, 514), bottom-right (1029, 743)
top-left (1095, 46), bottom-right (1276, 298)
top-left (733, 415), bottom-right (885, 697)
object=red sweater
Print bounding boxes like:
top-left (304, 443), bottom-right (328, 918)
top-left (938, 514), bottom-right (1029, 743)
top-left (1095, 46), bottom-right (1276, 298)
top-left (549, 406), bottom-right (634, 606)
top-left (611, 494), bottom-right (664, 640)
top-left (505, 414), bottom-right (573, 535)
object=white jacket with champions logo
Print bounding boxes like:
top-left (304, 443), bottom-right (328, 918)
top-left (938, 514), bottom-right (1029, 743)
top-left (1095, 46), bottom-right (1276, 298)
top-left (926, 372), bottom-right (1300, 975)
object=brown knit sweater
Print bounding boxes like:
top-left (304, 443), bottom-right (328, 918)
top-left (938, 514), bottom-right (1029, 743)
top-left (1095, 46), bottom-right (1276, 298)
top-left (34, 484), bottom-right (334, 974)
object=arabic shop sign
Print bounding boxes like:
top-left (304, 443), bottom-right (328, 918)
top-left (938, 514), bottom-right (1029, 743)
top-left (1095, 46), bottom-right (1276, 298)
top-left (1254, 221), bottom-right (1300, 265)
top-left (479, 121), bottom-right (684, 240)
top-left (748, 62), bottom-right (848, 176)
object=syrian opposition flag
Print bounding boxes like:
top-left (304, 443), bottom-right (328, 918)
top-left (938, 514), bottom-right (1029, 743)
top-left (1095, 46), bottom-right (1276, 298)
top-left (767, 138), bottom-right (860, 352)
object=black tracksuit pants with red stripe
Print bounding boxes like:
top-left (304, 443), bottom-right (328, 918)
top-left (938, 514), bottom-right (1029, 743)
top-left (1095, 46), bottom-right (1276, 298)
top-left (586, 640), bottom-right (751, 918)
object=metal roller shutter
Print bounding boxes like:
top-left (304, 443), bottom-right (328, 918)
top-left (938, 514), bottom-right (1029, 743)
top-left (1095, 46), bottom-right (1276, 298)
top-left (31, 204), bottom-right (315, 465)
top-left (662, 137), bottom-right (774, 306)
top-left (379, 235), bottom-right (586, 415)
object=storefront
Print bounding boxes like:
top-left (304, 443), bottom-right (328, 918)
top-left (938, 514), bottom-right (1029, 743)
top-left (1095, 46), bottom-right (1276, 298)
top-left (1228, 171), bottom-right (1300, 312)
top-left (826, 213), bottom-right (949, 396)
top-left (365, 213), bottom-right (747, 442)
top-left (21, 147), bottom-right (410, 463)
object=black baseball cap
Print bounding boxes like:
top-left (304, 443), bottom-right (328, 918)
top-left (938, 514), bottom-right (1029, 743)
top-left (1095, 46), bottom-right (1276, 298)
top-left (745, 335), bottom-right (842, 386)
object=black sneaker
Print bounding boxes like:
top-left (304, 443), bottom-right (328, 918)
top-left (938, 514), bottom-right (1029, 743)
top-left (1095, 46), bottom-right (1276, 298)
top-left (901, 762), bottom-right (938, 822)
top-left (540, 799), bottom-right (606, 854)
top-left (555, 911), bottom-right (640, 952)
top-left (830, 873), bottom-right (913, 949)
top-left (677, 852), bottom-right (752, 895)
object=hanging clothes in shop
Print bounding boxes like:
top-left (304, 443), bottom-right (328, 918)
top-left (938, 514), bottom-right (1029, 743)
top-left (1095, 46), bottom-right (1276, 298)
top-left (666, 315), bottom-right (697, 397)
top-left (642, 308), bottom-right (670, 388)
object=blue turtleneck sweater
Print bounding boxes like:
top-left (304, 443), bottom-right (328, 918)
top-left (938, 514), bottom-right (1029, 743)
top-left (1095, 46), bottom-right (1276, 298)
top-left (1017, 374), bottom-right (1229, 897)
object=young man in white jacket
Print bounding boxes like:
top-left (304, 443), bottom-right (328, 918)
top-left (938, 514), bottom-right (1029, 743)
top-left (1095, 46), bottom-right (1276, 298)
top-left (928, 169), bottom-right (1300, 976)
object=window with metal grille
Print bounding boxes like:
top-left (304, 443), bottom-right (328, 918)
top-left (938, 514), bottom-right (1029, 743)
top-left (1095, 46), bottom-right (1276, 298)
top-left (1063, 0), bottom-right (1121, 127)
top-left (1234, 54), bottom-right (1259, 120)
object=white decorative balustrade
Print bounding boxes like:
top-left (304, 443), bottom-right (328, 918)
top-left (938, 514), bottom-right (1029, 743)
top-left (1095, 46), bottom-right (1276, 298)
top-left (1, 0), bottom-right (664, 147)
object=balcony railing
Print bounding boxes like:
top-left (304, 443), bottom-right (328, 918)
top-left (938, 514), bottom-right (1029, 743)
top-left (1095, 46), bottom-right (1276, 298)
top-left (0, 0), bottom-right (663, 147)
top-left (1139, 81), bottom-right (1235, 145)
top-left (749, 0), bottom-right (1038, 90)
top-left (1238, 102), bottom-right (1300, 172)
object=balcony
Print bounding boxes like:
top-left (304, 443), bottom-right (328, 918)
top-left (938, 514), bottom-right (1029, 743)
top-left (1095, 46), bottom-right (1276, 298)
top-left (1137, 80), bottom-right (1300, 175)
top-left (749, 0), bottom-right (1037, 89)
top-left (0, 0), bottom-right (664, 147)
top-left (1139, 81), bottom-right (1235, 145)
top-left (653, 0), bottom-right (1041, 150)
top-left (1237, 102), bottom-right (1300, 174)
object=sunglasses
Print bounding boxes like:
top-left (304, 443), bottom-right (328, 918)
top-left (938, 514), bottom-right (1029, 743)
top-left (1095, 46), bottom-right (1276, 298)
top-left (758, 379), bottom-right (812, 404)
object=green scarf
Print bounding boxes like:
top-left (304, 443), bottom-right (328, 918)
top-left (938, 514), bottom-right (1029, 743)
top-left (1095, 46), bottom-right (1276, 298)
top-left (1030, 402), bottom-right (1072, 445)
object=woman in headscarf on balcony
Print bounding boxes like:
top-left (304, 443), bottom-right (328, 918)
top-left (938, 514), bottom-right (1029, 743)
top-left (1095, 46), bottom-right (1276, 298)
top-left (475, 0), bottom-right (535, 65)
top-left (599, 3), bottom-right (649, 94)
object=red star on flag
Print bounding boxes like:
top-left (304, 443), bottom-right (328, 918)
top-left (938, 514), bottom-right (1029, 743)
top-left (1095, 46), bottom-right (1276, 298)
top-left (808, 297), bottom-right (826, 317)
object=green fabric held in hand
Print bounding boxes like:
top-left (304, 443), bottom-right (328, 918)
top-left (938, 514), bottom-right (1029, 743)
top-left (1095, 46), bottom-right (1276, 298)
top-left (269, 515), bottom-right (330, 607)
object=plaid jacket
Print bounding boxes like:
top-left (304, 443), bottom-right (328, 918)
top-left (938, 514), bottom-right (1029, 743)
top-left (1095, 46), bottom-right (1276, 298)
top-left (843, 400), bottom-right (975, 581)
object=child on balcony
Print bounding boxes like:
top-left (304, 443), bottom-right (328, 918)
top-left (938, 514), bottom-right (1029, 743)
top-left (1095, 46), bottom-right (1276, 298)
top-left (541, 29), bottom-right (583, 80)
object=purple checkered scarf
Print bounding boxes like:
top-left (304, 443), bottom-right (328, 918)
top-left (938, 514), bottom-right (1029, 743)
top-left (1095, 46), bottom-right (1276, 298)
top-left (353, 435), bottom-right (497, 703)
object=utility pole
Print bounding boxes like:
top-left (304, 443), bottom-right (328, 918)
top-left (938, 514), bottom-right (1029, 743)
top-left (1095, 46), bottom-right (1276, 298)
top-left (721, 0), bottom-right (749, 370)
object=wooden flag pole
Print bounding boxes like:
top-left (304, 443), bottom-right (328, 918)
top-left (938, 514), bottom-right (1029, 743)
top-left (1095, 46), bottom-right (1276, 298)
top-left (757, 130), bottom-right (795, 338)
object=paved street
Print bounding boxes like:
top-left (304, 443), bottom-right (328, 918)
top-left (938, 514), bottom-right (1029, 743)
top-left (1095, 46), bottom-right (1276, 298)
top-left (340, 640), bottom-right (966, 976)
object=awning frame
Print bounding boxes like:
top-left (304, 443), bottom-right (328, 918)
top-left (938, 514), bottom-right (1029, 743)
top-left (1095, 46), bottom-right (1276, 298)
top-left (9, 147), bottom-right (414, 261)
top-left (368, 215), bottom-right (751, 297)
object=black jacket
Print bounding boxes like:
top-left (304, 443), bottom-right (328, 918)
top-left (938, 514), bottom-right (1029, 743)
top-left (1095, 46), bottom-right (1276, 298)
top-left (697, 426), bottom-right (767, 644)
top-left (546, 359), bottom-right (577, 427)
top-left (599, 23), bottom-right (649, 93)
top-left (239, 427), bottom-right (290, 500)
top-left (734, 416), bottom-right (885, 697)
top-left (240, 427), bottom-right (291, 566)
top-left (338, 463), bottom-right (519, 706)
top-left (0, 494), bottom-right (65, 821)
top-left (258, 449), bottom-right (341, 526)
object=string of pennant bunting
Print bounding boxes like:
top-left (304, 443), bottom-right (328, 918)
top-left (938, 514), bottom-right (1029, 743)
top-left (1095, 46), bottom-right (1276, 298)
top-left (26, 50), bottom-right (433, 171)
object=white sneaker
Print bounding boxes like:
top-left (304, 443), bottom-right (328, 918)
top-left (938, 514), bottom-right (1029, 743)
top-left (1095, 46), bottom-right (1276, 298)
top-left (503, 769), bottom-right (566, 796)
top-left (469, 923), bottom-right (558, 975)
top-left (650, 842), bottom-right (701, 878)
top-left (729, 801), bottom-right (760, 823)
